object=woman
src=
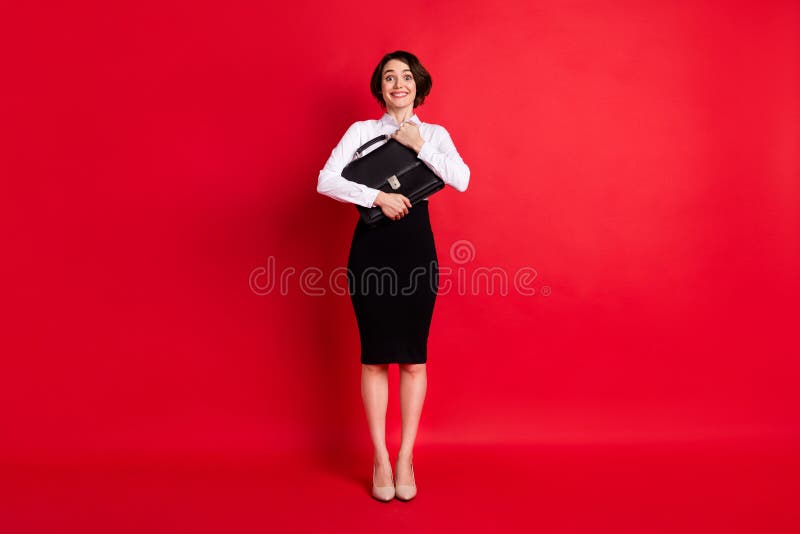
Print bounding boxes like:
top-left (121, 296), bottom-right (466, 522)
top-left (316, 50), bottom-right (470, 501)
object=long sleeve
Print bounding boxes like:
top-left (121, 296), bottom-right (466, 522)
top-left (416, 126), bottom-right (470, 192)
top-left (317, 122), bottom-right (382, 208)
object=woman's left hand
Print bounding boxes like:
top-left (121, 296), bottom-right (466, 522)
top-left (391, 122), bottom-right (425, 154)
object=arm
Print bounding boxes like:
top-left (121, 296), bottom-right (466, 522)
top-left (316, 122), bottom-right (382, 208)
top-left (416, 126), bottom-right (470, 192)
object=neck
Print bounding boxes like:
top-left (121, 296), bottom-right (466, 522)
top-left (386, 105), bottom-right (414, 125)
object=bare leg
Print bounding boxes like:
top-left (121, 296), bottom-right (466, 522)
top-left (361, 363), bottom-right (392, 486)
top-left (396, 363), bottom-right (427, 485)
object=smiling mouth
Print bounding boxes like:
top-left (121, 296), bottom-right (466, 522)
top-left (390, 92), bottom-right (408, 98)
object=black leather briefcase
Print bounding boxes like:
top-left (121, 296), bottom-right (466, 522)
top-left (341, 134), bottom-right (445, 225)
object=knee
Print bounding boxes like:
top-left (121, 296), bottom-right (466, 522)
top-left (399, 363), bottom-right (426, 375)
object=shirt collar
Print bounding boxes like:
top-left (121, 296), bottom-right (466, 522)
top-left (380, 112), bottom-right (422, 127)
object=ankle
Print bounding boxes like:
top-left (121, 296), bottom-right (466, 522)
top-left (373, 450), bottom-right (391, 464)
top-left (397, 450), bottom-right (413, 461)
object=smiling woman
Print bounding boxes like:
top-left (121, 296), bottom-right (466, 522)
top-left (370, 52), bottom-right (432, 110)
top-left (316, 49), bottom-right (470, 503)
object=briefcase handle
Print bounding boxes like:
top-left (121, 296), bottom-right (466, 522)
top-left (354, 134), bottom-right (389, 158)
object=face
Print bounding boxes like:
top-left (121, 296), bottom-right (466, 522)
top-left (381, 59), bottom-right (416, 109)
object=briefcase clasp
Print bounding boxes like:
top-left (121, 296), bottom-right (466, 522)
top-left (387, 175), bottom-right (401, 190)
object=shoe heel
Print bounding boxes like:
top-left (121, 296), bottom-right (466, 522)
top-left (395, 461), bottom-right (417, 501)
top-left (371, 464), bottom-right (395, 502)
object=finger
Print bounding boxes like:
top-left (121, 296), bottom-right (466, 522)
top-left (403, 197), bottom-right (412, 208)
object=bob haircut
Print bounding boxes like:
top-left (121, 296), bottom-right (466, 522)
top-left (370, 50), bottom-right (432, 109)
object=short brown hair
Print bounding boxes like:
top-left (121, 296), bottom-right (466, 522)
top-left (370, 50), bottom-right (432, 109)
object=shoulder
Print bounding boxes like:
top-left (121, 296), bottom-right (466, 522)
top-left (418, 119), bottom-right (448, 132)
top-left (346, 118), bottom-right (383, 132)
top-left (340, 119), bottom-right (383, 142)
top-left (332, 119), bottom-right (378, 145)
top-left (418, 121), bottom-right (453, 141)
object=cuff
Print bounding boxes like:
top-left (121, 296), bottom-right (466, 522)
top-left (366, 188), bottom-right (380, 208)
top-left (417, 141), bottom-right (435, 162)
top-left (347, 186), bottom-right (381, 208)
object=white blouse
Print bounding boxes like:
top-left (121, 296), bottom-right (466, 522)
top-left (317, 112), bottom-right (470, 208)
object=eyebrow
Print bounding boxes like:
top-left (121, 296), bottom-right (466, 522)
top-left (383, 69), bottom-right (412, 75)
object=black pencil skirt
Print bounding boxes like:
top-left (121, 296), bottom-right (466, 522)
top-left (347, 200), bottom-right (439, 365)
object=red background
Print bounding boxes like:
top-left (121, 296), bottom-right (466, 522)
top-left (3, 0), bottom-right (798, 532)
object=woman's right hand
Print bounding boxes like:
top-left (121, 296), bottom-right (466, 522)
top-left (374, 191), bottom-right (412, 221)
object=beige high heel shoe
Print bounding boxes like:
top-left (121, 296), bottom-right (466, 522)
top-left (371, 463), bottom-right (395, 502)
top-left (394, 460), bottom-right (417, 501)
